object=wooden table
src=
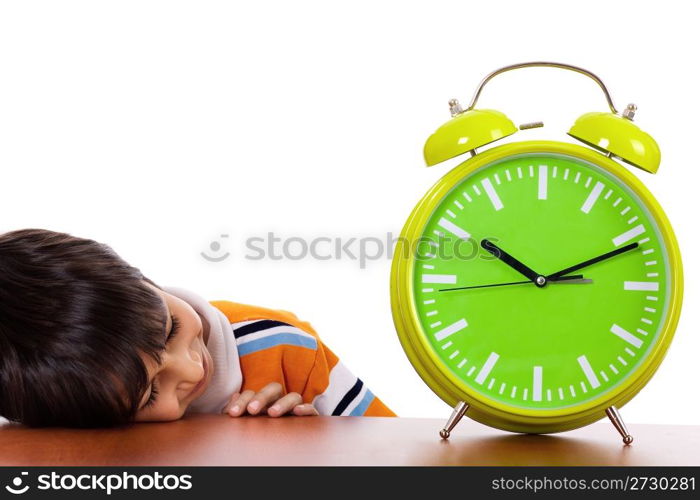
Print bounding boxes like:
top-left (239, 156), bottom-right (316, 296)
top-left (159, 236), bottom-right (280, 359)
top-left (1, 415), bottom-right (698, 466)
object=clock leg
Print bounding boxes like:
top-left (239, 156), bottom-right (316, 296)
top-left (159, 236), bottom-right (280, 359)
top-left (439, 401), bottom-right (469, 439)
top-left (606, 406), bottom-right (634, 445)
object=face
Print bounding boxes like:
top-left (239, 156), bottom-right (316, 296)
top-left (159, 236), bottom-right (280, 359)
top-left (411, 153), bottom-right (671, 410)
top-left (132, 283), bottom-right (214, 422)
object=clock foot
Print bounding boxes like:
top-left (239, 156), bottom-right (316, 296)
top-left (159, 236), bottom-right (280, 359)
top-left (606, 406), bottom-right (634, 445)
top-left (439, 401), bottom-right (469, 439)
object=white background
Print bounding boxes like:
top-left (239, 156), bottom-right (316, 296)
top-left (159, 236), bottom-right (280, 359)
top-left (1, 1), bottom-right (698, 426)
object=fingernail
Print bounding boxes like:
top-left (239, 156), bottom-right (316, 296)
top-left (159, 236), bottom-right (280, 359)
top-left (248, 401), bottom-right (260, 413)
top-left (229, 405), bottom-right (240, 415)
top-left (270, 405), bottom-right (280, 415)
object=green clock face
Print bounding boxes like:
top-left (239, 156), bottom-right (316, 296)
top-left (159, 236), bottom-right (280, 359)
top-left (412, 153), bottom-right (671, 411)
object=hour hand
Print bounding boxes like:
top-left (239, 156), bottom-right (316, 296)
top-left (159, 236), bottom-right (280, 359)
top-left (481, 239), bottom-right (541, 284)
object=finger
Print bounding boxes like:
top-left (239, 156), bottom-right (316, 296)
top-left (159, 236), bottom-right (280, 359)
top-left (227, 390), bottom-right (256, 417)
top-left (292, 404), bottom-right (319, 417)
top-left (221, 393), bottom-right (240, 414)
top-left (267, 392), bottom-right (303, 417)
top-left (247, 382), bottom-right (283, 415)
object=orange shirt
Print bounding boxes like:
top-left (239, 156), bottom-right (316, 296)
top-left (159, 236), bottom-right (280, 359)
top-left (210, 300), bottom-right (396, 417)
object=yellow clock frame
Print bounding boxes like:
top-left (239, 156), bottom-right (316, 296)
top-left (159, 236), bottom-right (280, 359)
top-left (390, 139), bottom-right (683, 435)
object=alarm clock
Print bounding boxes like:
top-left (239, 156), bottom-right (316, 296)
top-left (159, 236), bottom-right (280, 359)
top-left (390, 62), bottom-right (683, 444)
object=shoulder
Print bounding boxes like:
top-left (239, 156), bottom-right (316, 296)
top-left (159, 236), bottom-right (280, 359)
top-left (209, 299), bottom-right (321, 341)
top-left (212, 302), bottom-right (323, 394)
top-left (231, 318), bottom-right (319, 357)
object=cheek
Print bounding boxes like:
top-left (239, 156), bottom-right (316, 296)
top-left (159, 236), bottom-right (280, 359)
top-left (157, 400), bottom-right (187, 422)
top-left (137, 399), bottom-right (185, 423)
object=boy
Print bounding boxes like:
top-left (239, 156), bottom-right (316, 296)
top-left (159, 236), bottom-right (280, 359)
top-left (0, 228), bottom-right (395, 428)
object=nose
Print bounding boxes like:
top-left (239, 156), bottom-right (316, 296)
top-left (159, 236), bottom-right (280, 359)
top-left (160, 343), bottom-right (205, 390)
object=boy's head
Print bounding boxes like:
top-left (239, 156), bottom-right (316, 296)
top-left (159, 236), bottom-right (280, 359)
top-left (0, 228), bottom-right (211, 428)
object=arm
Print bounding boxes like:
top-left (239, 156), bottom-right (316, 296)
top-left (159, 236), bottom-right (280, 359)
top-left (303, 341), bottom-right (396, 417)
top-left (210, 300), bottom-right (395, 417)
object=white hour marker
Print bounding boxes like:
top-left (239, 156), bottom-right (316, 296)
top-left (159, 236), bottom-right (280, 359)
top-left (434, 318), bottom-right (468, 342)
top-left (610, 324), bottom-right (643, 349)
top-left (481, 178), bottom-right (504, 211)
top-left (538, 165), bottom-right (548, 199)
top-left (624, 281), bottom-right (659, 291)
top-left (475, 352), bottom-right (499, 385)
top-left (438, 217), bottom-right (471, 240)
top-left (422, 274), bottom-right (456, 284)
top-left (577, 355), bottom-right (601, 389)
top-left (612, 224), bottom-right (645, 246)
top-left (581, 181), bottom-right (605, 214)
top-left (532, 366), bottom-right (543, 402)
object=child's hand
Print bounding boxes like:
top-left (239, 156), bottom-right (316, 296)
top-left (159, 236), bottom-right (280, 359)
top-left (222, 382), bottom-right (319, 418)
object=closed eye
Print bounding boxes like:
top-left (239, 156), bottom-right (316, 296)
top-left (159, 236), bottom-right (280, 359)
top-left (166, 315), bottom-right (181, 344)
top-left (142, 315), bottom-right (181, 409)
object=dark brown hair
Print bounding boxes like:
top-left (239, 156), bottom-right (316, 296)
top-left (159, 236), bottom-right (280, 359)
top-left (0, 228), bottom-right (167, 428)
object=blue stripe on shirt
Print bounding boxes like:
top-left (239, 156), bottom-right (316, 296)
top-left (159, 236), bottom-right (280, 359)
top-left (349, 389), bottom-right (375, 416)
top-left (236, 332), bottom-right (318, 356)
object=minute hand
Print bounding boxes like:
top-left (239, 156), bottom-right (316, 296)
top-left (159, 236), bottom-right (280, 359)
top-left (546, 242), bottom-right (639, 279)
